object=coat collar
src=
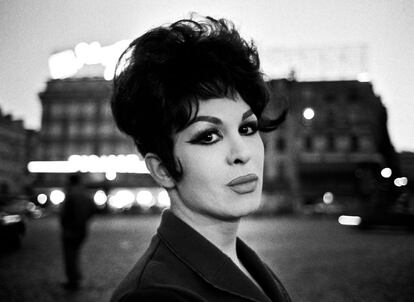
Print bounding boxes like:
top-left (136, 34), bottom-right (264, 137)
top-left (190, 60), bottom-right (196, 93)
top-left (157, 210), bottom-right (286, 302)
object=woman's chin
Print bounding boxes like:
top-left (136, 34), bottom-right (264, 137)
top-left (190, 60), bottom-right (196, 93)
top-left (222, 198), bottom-right (262, 220)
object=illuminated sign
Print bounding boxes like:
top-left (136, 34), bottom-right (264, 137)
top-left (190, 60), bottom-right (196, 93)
top-left (48, 40), bottom-right (132, 80)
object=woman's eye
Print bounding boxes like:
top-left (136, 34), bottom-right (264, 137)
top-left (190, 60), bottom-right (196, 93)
top-left (239, 122), bottom-right (258, 135)
top-left (189, 130), bottom-right (221, 145)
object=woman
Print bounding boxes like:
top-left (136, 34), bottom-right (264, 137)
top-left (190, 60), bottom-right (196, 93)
top-left (110, 16), bottom-right (291, 302)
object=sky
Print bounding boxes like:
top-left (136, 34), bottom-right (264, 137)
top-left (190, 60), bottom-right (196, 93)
top-left (0, 0), bottom-right (413, 151)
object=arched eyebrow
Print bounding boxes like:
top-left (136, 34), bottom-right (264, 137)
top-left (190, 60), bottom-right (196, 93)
top-left (242, 109), bottom-right (254, 120)
top-left (187, 109), bottom-right (254, 127)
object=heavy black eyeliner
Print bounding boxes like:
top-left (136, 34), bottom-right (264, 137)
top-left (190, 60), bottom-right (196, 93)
top-left (187, 128), bottom-right (222, 144)
top-left (240, 120), bottom-right (259, 135)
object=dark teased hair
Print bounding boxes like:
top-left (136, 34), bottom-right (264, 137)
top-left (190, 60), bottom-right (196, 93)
top-left (111, 16), bottom-right (285, 180)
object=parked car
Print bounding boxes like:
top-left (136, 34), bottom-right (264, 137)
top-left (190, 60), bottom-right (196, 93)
top-left (0, 195), bottom-right (38, 250)
top-left (0, 211), bottom-right (26, 250)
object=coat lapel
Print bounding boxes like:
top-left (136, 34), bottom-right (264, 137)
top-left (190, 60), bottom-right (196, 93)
top-left (157, 211), bottom-right (274, 302)
top-left (237, 239), bottom-right (291, 302)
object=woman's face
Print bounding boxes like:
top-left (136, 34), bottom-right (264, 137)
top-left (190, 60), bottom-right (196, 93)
top-left (172, 95), bottom-right (264, 221)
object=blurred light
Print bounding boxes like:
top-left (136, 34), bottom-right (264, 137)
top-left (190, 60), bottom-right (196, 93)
top-left (380, 167), bottom-right (392, 178)
top-left (1, 214), bottom-right (22, 225)
top-left (157, 190), bottom-right (171, 208)
top-left (28, 161), bottom-right (78, 173)
top-left (28, 154), bottom-right (149, 174)
top-left (357, 72), bottom-right (370, 82)
top-left (37, 193), bottom-right (48, 205)
top-left (48, 50), bottom-right (79, 79)
top-left (108, 190), bottom-right (135, 209)
top-left (394, 178), bottom-right (401, 187)
top-left (303, 107), bottom-right (315, 120)
top-left (26, 202), bottom-right (36, 211)
top-left (394, 177), bottom-right (408, 187)
top-left (105, 171), bottom-right (117, 181)
top-left (50, 190), bottom-right (65, 205)
top-left (323, 192), bottom-right (334, 205)
top-left (49, 39), bottom-right (132, 80)
top-left (338, 215), bottom-right (361, 226)
top-left (136, 190), bottom-right (155, 207)
top-left (94, 190), bottom-right (107, 206)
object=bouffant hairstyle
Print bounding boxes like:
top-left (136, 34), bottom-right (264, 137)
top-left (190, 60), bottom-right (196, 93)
top-left (111, 16), bottom-right (285, 180)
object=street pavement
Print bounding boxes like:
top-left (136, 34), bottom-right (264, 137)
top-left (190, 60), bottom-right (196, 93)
top-left (0, 213), bottom-right (413, 302)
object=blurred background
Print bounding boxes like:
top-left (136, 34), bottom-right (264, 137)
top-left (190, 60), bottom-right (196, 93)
top-left (0, 1), bottom-right (413, 301)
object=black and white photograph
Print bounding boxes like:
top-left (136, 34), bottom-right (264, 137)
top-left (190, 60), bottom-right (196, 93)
top-left (0, 1), bottom-right (413, 301)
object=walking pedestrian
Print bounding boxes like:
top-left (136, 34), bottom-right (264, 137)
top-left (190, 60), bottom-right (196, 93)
top-left (60, 173), bottom-right (96, 290)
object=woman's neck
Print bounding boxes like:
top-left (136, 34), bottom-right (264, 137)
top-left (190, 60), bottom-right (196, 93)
top-left (170, 204), bottom-right (240, 261)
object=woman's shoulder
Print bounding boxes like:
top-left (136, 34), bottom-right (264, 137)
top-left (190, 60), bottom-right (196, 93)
top-left (120, 286), bottom-right (205, 302)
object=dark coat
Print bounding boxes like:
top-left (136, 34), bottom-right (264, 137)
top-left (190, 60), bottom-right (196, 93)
top-left (60, 186), bottom-right (95, 240)
top-left (111, 210), bottom-right (291, 302)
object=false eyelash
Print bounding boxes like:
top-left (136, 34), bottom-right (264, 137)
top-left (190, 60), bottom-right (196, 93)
top-left (240, 121), bottom-right (259, 135)
top-left (188, 128), bottom-right (222, 145)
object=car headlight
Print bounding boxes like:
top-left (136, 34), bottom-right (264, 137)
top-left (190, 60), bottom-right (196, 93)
top-left (1, 214), bottom-right (22, 225)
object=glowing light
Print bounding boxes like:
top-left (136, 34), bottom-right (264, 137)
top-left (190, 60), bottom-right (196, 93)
top-left (28, 154), bottom-right (149, 174)
top-left (380, 167), bottom-right (392, 178)
top-left (357, 72), bottom-right (370, 82)
top-left (303, 107), bottom-right (315, 120)
top-left (37, 194), bottom-right (48, 205)
top-left (48, 39), bottom-right (132, 80)
top-left (338, 215), bottom-right (361, 226)
top-left (2, 214), bottom-right (22, 224)
top-left (50, 190), bottom-right (65, 205)
top-left (48, 50), bottom-right (79, 79)
top-left (323, 192), bottom-right (334, 205)
top-left (94, 190), bottom-right (107, 206)
top-left (394, 177), bottom-right (408, 187)
top-left (157, 190), bottom-right (171, 208)
top-left (28, 161), bottom-right (78, 173)
top-left (105, 171), bottom-right (117, 181)
top-left (108, 190), bottom-right (135, 209)
top-left (136, 190), bottom-right (155, 208)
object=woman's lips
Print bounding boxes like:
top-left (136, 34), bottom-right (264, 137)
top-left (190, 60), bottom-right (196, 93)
top-left (227, 174), bottom-right (259, 194)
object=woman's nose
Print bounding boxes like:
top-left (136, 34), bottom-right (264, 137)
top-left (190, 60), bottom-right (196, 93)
top-left (226, 136), bottom-right (251, 165)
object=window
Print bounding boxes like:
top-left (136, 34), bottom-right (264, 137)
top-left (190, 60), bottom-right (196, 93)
top-left (50, 103), bottom-right (65, 118)
top-left (98, 120), bottom-right (116, 137)
top-left (48, 122), bottom-right (63, 137)
top-left (336, 135), bottom-right (350, 152)
top-left (78, 143), bottom-right (94, 155)
top-left (68, 122), bottom-right (81, 137)
top-left (101, 103), bottom-right (113, 118)
top-left (66, 143), bottom-right (79, 156)
top-left (82, 102), bottom-right (96, 119)
top-left (100, 143), bottom-right (115, 155)
top-left (83, 122), bottom-right (96, 136)
top-left (359, 136), bottom-right (375, 152)
top-left (304, 136), bottom-right (313, 152)
top-left (67, 103), bottom-right (81, 119)
top-left (314, 135), bottom-right (327, 152)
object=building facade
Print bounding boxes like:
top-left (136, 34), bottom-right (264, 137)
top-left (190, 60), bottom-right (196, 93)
top-left (35, 77), bottom-right (159, 211)
top-left (33, 76), bottom-right (400, 214)
top-left (262, 79), bottom-right (400, 213)
top-left (0, 108), bottom-right (38, 195)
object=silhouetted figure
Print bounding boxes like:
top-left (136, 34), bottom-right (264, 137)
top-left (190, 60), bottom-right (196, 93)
top-left (60, 173), bottom-right (95, 290)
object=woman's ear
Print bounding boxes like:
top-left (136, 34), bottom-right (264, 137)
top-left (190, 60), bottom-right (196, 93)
top-left (144, 153), bottom-right (175, 189)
